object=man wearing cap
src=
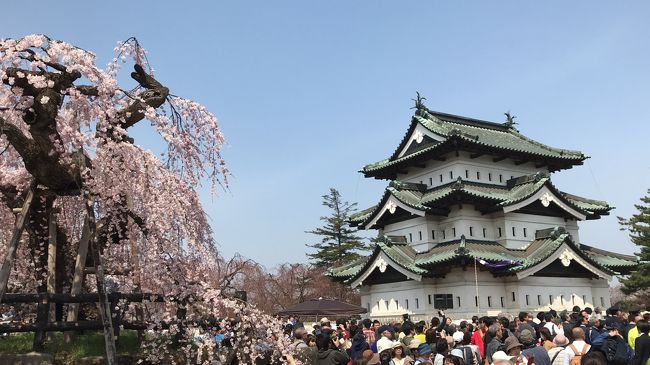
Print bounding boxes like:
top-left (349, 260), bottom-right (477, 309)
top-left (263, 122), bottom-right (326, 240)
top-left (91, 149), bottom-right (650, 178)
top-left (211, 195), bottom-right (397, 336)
top-left (519, 329), bottom-right (551, 365)
top-left (414, 343), bottom-right (433, 365)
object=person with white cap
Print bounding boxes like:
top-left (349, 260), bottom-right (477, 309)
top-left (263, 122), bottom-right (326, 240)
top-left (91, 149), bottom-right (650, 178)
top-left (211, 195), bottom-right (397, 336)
top-left (491, 351), bottom-right (516, 365)
top-left (391, 341), bottom-right (406, 365)
top-left (452, 331), bottom-right (478, 365)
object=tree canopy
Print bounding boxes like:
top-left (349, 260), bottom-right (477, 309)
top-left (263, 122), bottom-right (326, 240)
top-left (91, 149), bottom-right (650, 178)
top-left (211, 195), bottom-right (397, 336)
top-left (0, 35), bottom-right (287, 362)
top-left (618, 189), bottom-right (650, 296)
top-left (306, 188), bottom-right (367, 268)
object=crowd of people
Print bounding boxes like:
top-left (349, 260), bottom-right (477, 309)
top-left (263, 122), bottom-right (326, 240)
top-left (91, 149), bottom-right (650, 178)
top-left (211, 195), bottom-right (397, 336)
top-left (282, 306), bottom-right (650, 365)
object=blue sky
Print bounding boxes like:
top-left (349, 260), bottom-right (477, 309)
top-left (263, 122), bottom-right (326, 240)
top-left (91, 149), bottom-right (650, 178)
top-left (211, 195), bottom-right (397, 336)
top-left (3, 1), bottom-right (649, 267)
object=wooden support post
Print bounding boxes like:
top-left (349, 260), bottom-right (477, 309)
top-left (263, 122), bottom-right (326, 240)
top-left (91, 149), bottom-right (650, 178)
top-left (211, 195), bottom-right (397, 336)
top-left (46, 208), bottom-right (57, 341)
top-left (0, 185), bottom-right (35, 301)
top-left (33, 293), bottom-right (49, 350)
top-left (64, 217), bottom-right (90, 343)
top-left (84, 197), bottom-right (117, 365)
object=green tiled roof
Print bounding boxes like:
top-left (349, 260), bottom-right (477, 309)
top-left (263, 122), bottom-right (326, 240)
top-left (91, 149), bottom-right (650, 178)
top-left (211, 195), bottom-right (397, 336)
top-left (350, 173), bottom-right (611, 227)
top-left (362, 109), bottom-right (587, 178)
top-left (328, 228), bottom-right (638, 284)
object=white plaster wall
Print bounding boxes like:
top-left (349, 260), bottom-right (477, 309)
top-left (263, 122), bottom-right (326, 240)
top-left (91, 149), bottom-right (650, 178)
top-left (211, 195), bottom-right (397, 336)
top-left (361, 268), bottom-right (611, 320)
top-left (502, 213), bottom-right (572, 249)
top-left (398, 152), bottom-right (547, 188)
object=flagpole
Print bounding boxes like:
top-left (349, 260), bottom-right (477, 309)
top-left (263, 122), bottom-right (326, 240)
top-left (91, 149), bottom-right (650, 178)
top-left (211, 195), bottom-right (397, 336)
top-left (474, 257), bottom-right (480, 316)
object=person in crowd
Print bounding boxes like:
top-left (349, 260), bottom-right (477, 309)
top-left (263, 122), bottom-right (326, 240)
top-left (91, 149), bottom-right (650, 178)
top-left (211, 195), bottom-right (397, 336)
top-left (471, 317), bottom-right (488, 358)
top-left (547, 333), bottom-right (568, 365)
top-left (415, 343), bottom-right (434, 365)
top-left (442, 354), bottom-right (462, 365)
top-left (544, 313), bottom-right (560, 337)
top-left (632, 320), bottom-right (650, 365)
top-left (485, 324), bottom-right (504, 364)
top-left (406, 339), bottom-right (423, 365)
top-left (600, 324), bottom-right (633, 365)
top-left (503, 336), bottom-right (526, 364)
top-left (453, 331), bottom-right (479, 365)
top-left (588, 318), bottom-right (607, 345)
top-left (539, 327), bottom-right (555, 351)
top-left (348, 326), bottom-right (371, 361)
top-left (579, 352), bottom-right (607, 365)
top-left (627, 314), bottom-right (643, 349)
top-left (402, 322), bottom-right (415, 346)
top-left (315, 329), bottom-right (350, 365)
top-left (433, 338), bottom-right (449, 365)
top-left (519, 328), bottom-right (550, 365)
top-left (293, 327), bottom-right (310, 350)
top-left (536, 312), bottom-right (546, 326)
top-left (321, 318), bottom-right (333, 330)
top-left (391, 342), bottom-right (407, 365)
top-left (415, 322), bottom-right (427, 343)
top-left (363, 319), bottom-right (377, 344)
top-left (500, 317), bottom-right (513, 341)
top-left (491, 351), bottom-right (516, 365)
top-left (567, 322), bottom-right (596, 364)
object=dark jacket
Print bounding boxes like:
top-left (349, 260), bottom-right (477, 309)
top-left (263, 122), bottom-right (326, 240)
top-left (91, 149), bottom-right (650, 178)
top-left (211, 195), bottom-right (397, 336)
top-left (316, 349), bottom-right (350, 365)
top-left (347, 335), bottom-right (370, 361)
top-left (522, 345), bottom-right (551, 365)
top-left (633, 333), bottom-right (650, 365)
top-left (601, 334), bottom-right (633, 365)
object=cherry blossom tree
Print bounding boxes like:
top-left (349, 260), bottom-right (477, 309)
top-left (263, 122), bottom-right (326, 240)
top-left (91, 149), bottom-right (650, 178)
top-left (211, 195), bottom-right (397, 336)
top-left (0, 35), bottom-right (288, 363)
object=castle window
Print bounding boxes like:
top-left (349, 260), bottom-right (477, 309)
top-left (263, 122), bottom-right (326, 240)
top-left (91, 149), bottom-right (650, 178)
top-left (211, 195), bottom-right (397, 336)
top-left (449, 171), bottom-right (453, 179)
top-left (537, 295), bottom-right (542, 305)
top-left (452, 227), bottom-right (456, 237)
top-left (600, 297), bottom-right (604, 306)
top-left (385, 300), bottom-right (389, 309)
top-left (572, 295), bottom-right (576, 305)
top-left (561, 296), bottom-right (564, 305)
top-left (500, 297), bottom-right (505, 307)
top-left (431, 230), bottom-right (435, 240)
top-left (377, 301), bottom-right (380, 310)
top-left (428, 295), bottom-right (432, 305)
top-left (434, 294), bottom-right (453, 309)
top-left (419, 231), bottom-right (422, 241)
top-left (512, 292), bottom-right (516, 302)
top-left (487, 296), bottom-right (492, 307)
top-left (409, 233), bottom-right (413, 242)
top-left (475, 296), bottom-right (478, 307)
top-left (415, 298), bottom-right (419, 309)
top-left (512, 227), bottom-right (516, 236)
top-left (582, 295), bottom-right (586, 304)
top-left (499, 174), bottom-right (503, 183)
top-left (498, 227), bottom-right (503, 237)
top-left (476, 171), bottom-right (481, 180)
top-left (465, 170), bottom-right (469, 178)
top-left (488, 173), bottom-right (492, 181)
top-left (469, 227), bottom-right (474, 237)
top-left (457, 296), bottom-right (461, 308)
top-left (429, 177), bottom-right (433, 186)
top-left (482, 228), bottom-right (487, 238)
top-left (367, 303), bottom-right (370, 312)
top-left (442, 230), bottom-right (446, 239)
top-left (440, 174), bottom-right (443, 182)
top-left (526, 295), bottom-right (530, 306)
top-left (406, 299), bottom-right (409, 309)
top-left (549, 295), bottom-right (553, 305)
top-left (396, 300), bottom-right (399, 309)
top-left (523, 228), bottom-right (527, 237)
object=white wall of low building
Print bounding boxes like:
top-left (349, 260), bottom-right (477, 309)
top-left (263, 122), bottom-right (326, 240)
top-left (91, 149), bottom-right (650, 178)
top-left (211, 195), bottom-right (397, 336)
top-left (360, 267), bottom-right (610, 321)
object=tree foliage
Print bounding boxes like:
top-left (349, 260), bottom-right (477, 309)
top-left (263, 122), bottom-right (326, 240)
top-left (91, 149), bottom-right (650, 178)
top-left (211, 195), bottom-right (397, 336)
top-left (0, 35), bottom-right (288, 362)
top-left (618, 189), bottom-right (650, 295)
top-left (306, 188), bottom-right (367, 268)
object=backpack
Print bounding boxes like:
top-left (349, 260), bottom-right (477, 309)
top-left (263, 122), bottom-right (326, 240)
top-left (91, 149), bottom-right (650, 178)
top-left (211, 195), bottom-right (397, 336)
top-left (568, 343), bottom-right (590, 365)
top-left (603, 337), bottom-right (632, 365)
top-left (457, 345), bottom-right (476, 365)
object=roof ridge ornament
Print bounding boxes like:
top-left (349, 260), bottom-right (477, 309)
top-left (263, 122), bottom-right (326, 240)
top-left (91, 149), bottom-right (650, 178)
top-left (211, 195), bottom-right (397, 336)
top-left (452, 176), bottom-right (464, 191)
top-left (455, 234), bottom-right (469, 256)
top-left (411, 92), bottom-right (429, 116)
top-left (503, 111), bottom-right (518, 129)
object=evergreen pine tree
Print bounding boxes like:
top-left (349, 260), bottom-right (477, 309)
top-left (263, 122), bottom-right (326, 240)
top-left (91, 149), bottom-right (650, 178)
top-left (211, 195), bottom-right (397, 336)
top-left (618, 189), bottom-right (650, 295)
top-left (306, 188), bottom-right (367, 268)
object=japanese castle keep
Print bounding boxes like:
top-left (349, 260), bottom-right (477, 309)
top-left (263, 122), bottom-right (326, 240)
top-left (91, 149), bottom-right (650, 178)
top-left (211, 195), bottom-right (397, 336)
top-left (329, 99), bottom-right (637, 320)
